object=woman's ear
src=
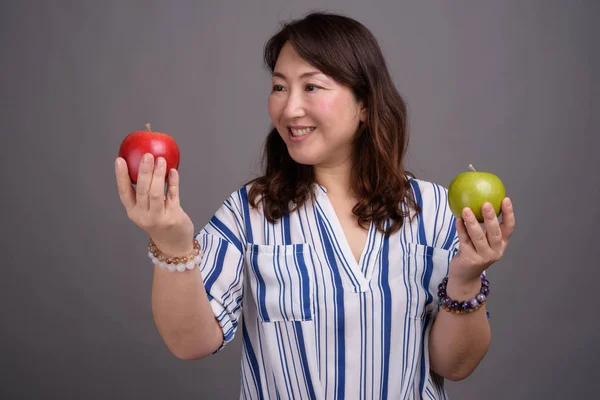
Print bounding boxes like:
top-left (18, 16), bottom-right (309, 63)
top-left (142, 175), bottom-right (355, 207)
top-left (360, 106), bottom-right (368, 123)
top-left (355, 97), bottom-right (367, 122)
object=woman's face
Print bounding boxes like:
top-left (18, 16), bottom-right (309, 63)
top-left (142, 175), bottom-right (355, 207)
top-left (268, 42), bottom-right (366, 168)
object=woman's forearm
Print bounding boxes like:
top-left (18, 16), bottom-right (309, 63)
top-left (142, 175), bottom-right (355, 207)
top-left (429, 277), bottom-right (491, 381)
top-left (151, 260), bottom-right (223, 360)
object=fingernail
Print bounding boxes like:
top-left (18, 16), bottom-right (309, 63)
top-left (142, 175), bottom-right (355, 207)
top-left (505, 197), bottom-right (511, 207)
top-left (157, 157), bottom-right (165, 168)
top-left (143, 154), bottom-right (152, 164)
top-left (462, 208), bottom-right (471, 219)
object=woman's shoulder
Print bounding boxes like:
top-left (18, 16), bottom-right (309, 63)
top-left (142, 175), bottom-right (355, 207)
top-left (406, 175), bottom-right (452, 220)
top-left (407, 175), bottom-right (450, 203)
top-left (219, 181), bottom-right (267, 216)
top-left (220, 182), bottom-right (258, 207)
top-left (405, 175), bottom-right (457, 247)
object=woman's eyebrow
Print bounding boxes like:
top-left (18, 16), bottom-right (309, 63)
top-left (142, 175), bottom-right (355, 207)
top-left (272, 71), bottom-right (325, 79)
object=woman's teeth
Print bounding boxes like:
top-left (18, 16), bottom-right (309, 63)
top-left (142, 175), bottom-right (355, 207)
top-left (290, 127), bottom-right (316, 136)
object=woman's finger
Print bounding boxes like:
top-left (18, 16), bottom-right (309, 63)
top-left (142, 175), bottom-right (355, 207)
top-left (462, 207), bottom-right (490, 255)
top-left (149, 157), bottom-right (167, 215)
top-left (455, 217), bottom-right (472, 249)
top-left (135, 153), bottom-right (154, 211)
top-left (500, 197), bottom-right (515, 240)
top-left (115, 157), bottom-right (135, 211)
top-left (166, 168), bottom-right (181, 210)
top-left (482, 203), bottom-right (503, 251)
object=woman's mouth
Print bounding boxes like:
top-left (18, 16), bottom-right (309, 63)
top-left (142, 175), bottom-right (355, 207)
top-left (288, 126), bottom-right (316, 141)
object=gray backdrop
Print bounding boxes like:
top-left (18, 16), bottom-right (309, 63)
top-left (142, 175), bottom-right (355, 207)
top-left (2, 1), bottom-right (598, 399)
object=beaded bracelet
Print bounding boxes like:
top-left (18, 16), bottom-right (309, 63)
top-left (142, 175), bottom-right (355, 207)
top-left (438, 274), bottom-right (490, 315)
top-left (147, 239), bottom-right (201, 272)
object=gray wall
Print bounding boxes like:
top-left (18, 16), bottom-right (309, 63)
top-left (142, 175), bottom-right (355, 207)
top-left (2, 1), bottom-right (598, 399)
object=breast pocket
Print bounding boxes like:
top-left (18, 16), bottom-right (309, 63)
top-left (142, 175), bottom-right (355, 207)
top-left (391, 242), bottom-right (457, 320)
top-left (245, 243), bottom-right (314, 323)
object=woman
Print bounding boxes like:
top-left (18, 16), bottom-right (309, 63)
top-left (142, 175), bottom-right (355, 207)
top-left (115, 12), bottom-right (515, 399)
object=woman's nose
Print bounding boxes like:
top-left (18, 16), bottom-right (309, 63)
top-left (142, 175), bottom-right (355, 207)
top-left (282, 91), bottom-right (306, 119)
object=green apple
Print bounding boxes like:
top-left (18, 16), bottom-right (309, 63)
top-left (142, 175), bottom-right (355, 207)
top-left (448, 165), bottom-right (506, 223)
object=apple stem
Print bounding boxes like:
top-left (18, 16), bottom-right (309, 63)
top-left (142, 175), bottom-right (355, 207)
top-left (469, 164), bottom-right (477, 172)
top-left (146, 123), bottom-right (151, 132)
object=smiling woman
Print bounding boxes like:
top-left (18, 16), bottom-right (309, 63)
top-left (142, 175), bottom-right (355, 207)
top-left (268, 43), bottom-right (366, 166)
top-left (115, 10), bottom-right (515, 400)
top-left (249, 13), bottom-right (418, 237)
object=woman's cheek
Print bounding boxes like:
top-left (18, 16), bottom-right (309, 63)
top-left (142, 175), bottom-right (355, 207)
top-left (268, 97), bottom-right (283, 125)
top-left (315, 96), bottom-right (336, 119)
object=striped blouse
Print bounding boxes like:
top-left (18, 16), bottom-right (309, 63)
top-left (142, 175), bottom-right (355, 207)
top-left (196, 177), bottom-right (460, 399)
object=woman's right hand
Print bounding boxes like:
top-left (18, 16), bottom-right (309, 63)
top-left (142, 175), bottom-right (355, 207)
top-left (115, 153), bottom-right (195, 256)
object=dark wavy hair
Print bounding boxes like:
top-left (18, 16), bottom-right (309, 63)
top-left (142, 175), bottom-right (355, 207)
top-left (247, 11), bottom-right (420, 236)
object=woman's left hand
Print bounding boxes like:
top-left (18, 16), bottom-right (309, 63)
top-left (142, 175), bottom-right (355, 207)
top-left (448, 197), bottom-right (516, 285)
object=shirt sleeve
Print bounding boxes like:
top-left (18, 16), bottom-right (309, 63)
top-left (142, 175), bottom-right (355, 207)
top-left (428, 184), bottom-right (460, 255)
top-left (195, 190), bottom-right (248, 352)
top-left (413, 180), bottom-right (460, 318)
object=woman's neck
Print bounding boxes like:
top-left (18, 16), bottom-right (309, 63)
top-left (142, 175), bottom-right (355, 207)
top-left (314, 159), bottom-right (355, 199)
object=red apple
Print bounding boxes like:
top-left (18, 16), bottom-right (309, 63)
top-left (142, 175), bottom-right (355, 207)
top-left (118, 123), bottom-right (180, 184)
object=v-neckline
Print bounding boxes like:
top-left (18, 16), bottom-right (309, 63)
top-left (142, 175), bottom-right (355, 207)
top-left (313, 184), bottom-right (381, 292)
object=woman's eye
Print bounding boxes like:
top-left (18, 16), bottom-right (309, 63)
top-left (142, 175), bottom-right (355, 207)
top-left (272, 84), bottom-right (285, 92)
top-left (306, 84), bottom-right (320, 91)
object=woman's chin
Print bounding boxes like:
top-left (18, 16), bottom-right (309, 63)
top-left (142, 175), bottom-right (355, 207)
top-left (288, 151), bottom-right (320, 166)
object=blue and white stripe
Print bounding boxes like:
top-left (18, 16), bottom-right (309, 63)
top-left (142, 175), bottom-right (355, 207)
top-left (197, 178), bottom-right (460, 399)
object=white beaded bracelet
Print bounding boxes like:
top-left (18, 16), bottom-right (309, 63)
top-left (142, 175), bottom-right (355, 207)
top-left (147, 239), bottom-right (201, 272)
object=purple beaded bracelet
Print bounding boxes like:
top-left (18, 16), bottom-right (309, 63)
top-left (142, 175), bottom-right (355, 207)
top-left (437, 273), bottom-right (490, 315)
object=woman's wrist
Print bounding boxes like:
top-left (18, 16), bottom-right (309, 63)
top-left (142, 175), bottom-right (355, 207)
top-left (445, 274), bottom-right (482, 299)
top-left (150, 237), bottom-right (196, 258)
top-left (148, 238), bottom-right (201, 272)
top-left (438, 273), bottom-right (490, 315)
